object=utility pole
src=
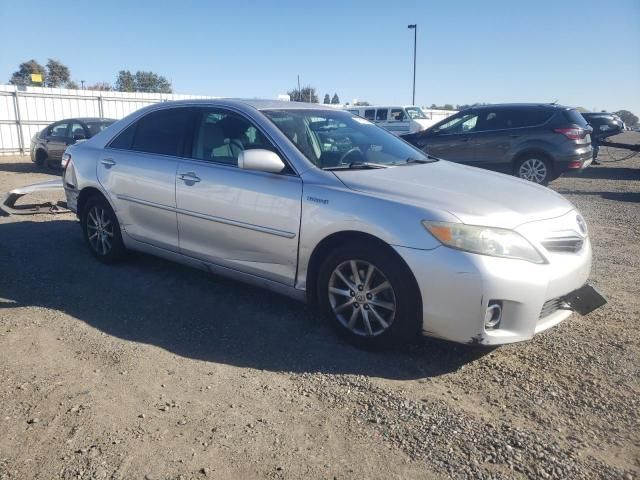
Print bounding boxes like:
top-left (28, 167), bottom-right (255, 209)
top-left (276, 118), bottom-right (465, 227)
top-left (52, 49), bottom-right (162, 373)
top-left (408, 24), bottom-right (417, 105)
top-left (81, 80), bottom-right (85, 90)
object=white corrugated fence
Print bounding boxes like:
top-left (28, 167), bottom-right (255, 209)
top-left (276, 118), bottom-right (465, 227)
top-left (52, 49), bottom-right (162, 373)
top-left (0, 84), bottom-right (213, 155)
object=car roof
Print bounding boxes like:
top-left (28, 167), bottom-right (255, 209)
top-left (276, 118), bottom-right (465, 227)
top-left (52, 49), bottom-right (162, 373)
top-left (146, 98), bottom-right (345, 112)
top-left (76, 117), bottom-right (116, 122)
top-left (468, 103), bottom-right (572, 110)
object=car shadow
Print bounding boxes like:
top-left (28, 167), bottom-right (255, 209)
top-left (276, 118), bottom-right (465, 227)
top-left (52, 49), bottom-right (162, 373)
top-left (0, 161), bottom-right (61, 175)
top-left (556, 190), bottom-right (640, 203)
top-left (0, 219), bottom-right (491, 380)
top-left (565, 165), bottom-right (640, 181)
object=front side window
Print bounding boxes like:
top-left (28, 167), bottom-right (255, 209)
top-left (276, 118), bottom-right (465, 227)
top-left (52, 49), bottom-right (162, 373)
top-left (192, 108), bottom-right (273, 166)
top-left (130, 108), bottom-right (191, 156)
top-left (390, 109), bottom-right (406, 122)
top-left (49, 122), bottom-right (69, 137)
top-left (262, 109), bottom-right (431, 169)
top-left (434, 112), bottom-right (479, 134)
top-left (405, 107), bottom-right (427, 119)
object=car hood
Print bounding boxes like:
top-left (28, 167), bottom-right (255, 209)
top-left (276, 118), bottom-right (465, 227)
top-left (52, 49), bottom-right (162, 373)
top-left (333, 160), bottom-right (574, 229)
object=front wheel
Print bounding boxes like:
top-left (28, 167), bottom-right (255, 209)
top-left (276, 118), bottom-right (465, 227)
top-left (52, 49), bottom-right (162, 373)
top-left (81, 196), bottom-right (126, 263)
top-left (515, 156), bottom-right (552, 185)
top-left (317, 243), bottom-right (421, 348)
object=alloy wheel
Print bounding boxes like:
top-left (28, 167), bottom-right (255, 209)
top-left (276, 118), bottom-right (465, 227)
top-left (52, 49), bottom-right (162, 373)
top-left (328, 259), bottom-right (397, 336)
top-left (518, 158), bottom-right (548, 184)
top-left (86, 205), bottom-right (114, 255)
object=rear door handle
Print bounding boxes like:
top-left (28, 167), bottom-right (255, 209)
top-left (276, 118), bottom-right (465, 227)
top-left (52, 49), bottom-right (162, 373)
top-left (178, 172), bottom-right (201, 183)
top-left (100, 158), bottom-right (116, 168)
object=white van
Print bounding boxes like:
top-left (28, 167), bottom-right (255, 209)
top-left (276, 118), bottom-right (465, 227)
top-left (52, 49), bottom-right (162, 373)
top-left (344, 105), bottom-right (432, 136)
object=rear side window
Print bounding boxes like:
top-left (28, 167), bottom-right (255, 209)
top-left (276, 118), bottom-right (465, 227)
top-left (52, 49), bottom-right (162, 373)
top-left (563, 109), bottom-right (589, 127)
top-left (130, 108), bottom-right (192, 156)
top-left (364, 109), bottom-right (375, 121)
top-left (109, 123), bottom-right (136, 149)
top-left (479, 108), bottom-right (553, 130)
top-left (376, 109), bottom-right (388, 121)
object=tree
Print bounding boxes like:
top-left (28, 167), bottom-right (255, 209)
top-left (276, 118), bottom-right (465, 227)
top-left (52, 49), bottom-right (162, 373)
top-left (614, 110), bottom-right (639, 127)
top-left (88, 82), bottom-right (112, 91)
top-left (331, 93), bottom-right (340, 105)
top-left (9, 59), bottom-right (46, 86)
top-left (134, 71), bottom-right (172, 93)
top-left (115, 70), bottom-right (135, 92)
top-left (45, 59), bottom-right (71, 87)
top-left (287, 85), bottom-right (318, 103)
top-left (323, 93), bottom-right (331, 104)
top-left (66, 81), bottom-right (79, 89)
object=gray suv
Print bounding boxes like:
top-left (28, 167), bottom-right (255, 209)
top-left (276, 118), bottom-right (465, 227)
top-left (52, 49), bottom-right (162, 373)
top-left (403, 104), bottom-right (593, 185)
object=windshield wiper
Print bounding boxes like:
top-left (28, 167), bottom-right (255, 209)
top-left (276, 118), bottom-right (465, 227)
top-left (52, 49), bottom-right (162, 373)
top-left (403, 156), bottom-right (439, 164)
top-left (324, 162), bottom-right (389, 171)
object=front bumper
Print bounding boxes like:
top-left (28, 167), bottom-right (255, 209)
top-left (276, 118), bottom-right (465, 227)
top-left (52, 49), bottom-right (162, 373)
top-left (394, 238), bottom-right (592, 345)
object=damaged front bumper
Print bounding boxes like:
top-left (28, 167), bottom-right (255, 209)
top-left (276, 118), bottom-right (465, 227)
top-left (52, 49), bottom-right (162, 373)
top-left (1, 179), bottom-right (70, 216)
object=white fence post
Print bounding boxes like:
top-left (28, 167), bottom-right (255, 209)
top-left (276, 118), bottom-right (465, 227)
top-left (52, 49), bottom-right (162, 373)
top-left (12, 91), bottom-right (25, 155)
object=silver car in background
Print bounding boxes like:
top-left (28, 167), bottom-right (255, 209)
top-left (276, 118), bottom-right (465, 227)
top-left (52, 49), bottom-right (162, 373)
top-left (62, 99), bottom-right (605, 348)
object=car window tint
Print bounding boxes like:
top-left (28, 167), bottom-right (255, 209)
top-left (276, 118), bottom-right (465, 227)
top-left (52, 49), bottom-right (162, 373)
top-left (480, 111), bottom-right (510, 131)
top-left (390, 109), bottom-right (406, 121)
top-left (192, 109), bottom-right (273, 166)
top-left (109, 122), bottom-right (136, 149)
top-left (131, 108), bottom-right (191, 156)
top-left (50, 123), bottom-right (69, 137)
top-left (364, 109), bottom-right (375, 121)
top-left (563, 109), bottom-right (589, 127)
top-left (376, 109), bottom-right (388, 121)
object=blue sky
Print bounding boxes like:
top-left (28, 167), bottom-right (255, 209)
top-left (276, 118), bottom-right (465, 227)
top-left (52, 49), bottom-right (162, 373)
top-left (1, 0), bottom-right (638, 115)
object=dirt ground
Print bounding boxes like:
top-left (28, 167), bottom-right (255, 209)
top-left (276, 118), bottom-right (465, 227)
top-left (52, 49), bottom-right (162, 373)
top-left (1, 134), bottom-right (639, 480)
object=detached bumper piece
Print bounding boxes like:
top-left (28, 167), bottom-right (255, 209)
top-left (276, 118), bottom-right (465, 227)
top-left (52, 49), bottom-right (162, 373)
top-left (0, 179), bottom-right (69, 216)
top-left (541, 284), bottom-right (607, 319)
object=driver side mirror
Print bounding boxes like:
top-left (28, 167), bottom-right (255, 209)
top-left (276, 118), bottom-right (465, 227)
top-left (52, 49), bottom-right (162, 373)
top-left (238, 149), bottom-right (286, 173)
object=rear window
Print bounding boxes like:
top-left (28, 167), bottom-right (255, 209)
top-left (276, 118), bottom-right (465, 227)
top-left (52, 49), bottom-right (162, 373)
top-left (563, 109), bottom-right (589, 127)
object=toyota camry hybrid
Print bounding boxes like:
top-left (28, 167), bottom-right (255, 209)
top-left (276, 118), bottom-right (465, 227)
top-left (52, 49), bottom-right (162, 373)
top-left (61, 99), bottom-right (606, 348)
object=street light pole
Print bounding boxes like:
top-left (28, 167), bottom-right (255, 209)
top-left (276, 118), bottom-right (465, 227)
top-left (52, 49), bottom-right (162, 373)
top-left (408, 24), bottom-right (417, 105)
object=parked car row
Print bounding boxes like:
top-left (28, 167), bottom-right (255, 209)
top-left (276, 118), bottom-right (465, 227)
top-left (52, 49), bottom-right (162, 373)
top-left (58, 99), bottom-right (606, 349)
top-left (30, 117), bottom-right (115, 168)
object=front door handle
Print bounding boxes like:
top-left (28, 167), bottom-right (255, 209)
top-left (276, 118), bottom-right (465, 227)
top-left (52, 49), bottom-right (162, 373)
top-left (100, 158), bottom-right (116, 168)
top-left (178, 172), bottom-right (201, 183)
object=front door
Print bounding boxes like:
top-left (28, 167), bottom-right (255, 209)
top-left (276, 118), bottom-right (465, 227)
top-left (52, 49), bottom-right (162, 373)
top-left (97, 107), bottom-right (192, 251)
top-left (45, 121), bottom-right (71, 161)
top-left (175, 107), bottom-right (303, 285)
top-left (422, 111), bottom-right (479, 164)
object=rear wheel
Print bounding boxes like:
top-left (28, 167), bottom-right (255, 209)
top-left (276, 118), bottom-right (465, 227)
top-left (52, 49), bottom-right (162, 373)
top-left (515, 156), bottom-right (552, 185)
top-left (81, 196), bottom-right (126, 263)
top-left (317, 243), bottom-right (421, 348)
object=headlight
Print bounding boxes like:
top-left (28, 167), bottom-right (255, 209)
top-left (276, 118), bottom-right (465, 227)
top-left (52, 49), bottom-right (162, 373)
top-left (422, 221), bottom-right (545, 264)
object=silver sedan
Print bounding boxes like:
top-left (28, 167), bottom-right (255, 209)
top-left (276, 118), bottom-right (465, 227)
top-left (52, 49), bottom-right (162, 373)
top-left (62, 99), bottom-right (605, 348)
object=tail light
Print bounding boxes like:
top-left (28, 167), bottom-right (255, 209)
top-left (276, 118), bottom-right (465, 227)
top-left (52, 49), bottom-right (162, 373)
top-left (61, 153), bottom-right (71, 169)
top-left (554, 128), bottom-right (588, 140)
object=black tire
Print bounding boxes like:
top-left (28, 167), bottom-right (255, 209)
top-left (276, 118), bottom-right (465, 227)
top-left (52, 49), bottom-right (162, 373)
top-left (514, 155), bottom-right (553, 185)
top-left (35, 149), bottom-right (48, 167)
top-left (317, 242), bottom-right (421, 349)
top-left (81, 195), bottom-right (126, 264)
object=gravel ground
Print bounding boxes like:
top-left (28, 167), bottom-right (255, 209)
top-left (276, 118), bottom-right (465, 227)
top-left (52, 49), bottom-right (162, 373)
top-left (0, 133), bottom-right (638, 479)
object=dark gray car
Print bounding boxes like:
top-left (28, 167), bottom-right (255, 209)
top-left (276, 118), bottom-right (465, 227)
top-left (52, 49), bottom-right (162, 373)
top-left (403, 104), bottom-right (593, 185)
top-left (30, 117), bottom-right (115, 168)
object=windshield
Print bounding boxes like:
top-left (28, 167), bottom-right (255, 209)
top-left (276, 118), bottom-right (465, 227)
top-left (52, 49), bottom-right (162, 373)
top-left (405, 107), bottom-right (427, 119)
top-left (262, 109), bottom-right (430, 169)
top-left (85, 121), bottom-right (115, 137)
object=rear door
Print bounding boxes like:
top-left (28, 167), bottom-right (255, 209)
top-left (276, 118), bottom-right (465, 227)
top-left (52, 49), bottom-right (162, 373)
top-left (45, 121), bottom-right (71, 161)
top-left (175, 107), bottom-right (302, 285)
top-left (421, 111), bottom-right (479, 163)
top-left (97, 107), bottom-right (191, 251)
